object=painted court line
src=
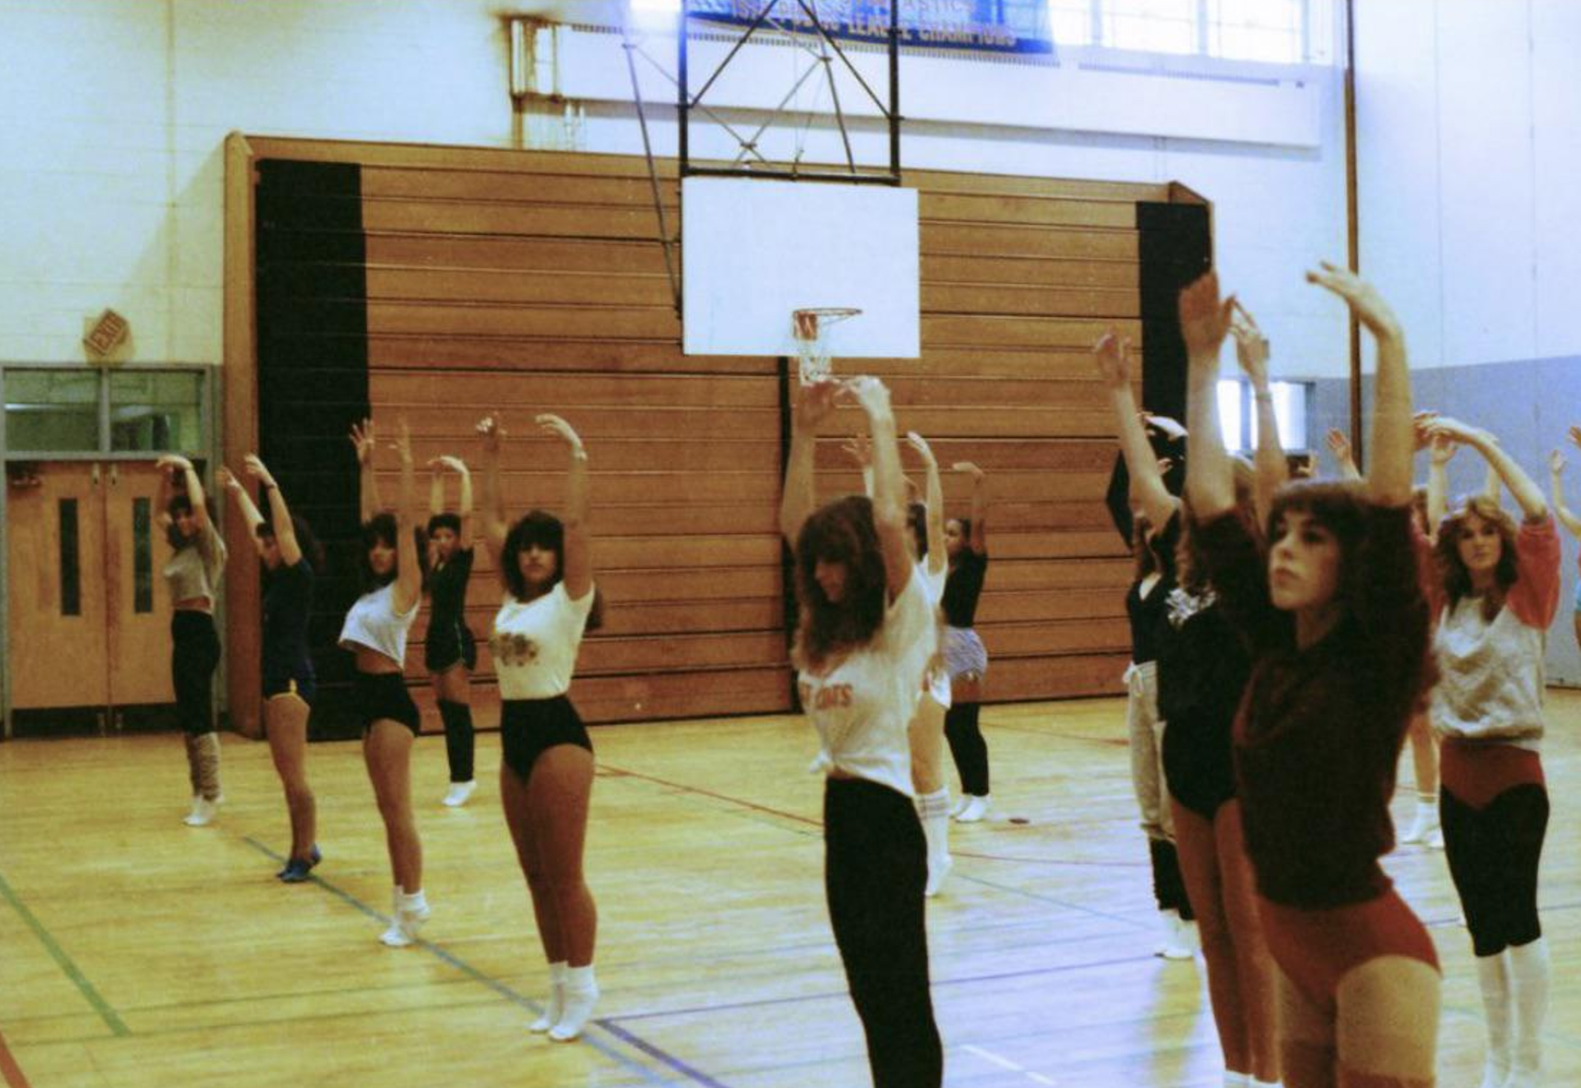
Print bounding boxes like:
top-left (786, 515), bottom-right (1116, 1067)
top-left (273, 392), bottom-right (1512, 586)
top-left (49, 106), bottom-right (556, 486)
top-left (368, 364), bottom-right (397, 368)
top-left (240, 838), bottom-right (728, 1088)
top-left (963, 1044), bottom-right (1059, 1085)
top-left (0, 868), bottom-right (129, 1037)
top-left (0, 1027), bottom-right (32, 1088)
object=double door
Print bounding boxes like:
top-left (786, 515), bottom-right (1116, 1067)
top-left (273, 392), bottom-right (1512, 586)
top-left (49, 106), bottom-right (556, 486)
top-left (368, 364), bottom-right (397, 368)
top-left (6, 461), bottom-right (176, 716)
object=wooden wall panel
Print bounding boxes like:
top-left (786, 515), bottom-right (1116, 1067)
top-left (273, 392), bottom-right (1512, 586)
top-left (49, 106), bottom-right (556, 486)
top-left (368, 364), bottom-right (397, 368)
top-left (238, 135), bottom-right (1191, 722)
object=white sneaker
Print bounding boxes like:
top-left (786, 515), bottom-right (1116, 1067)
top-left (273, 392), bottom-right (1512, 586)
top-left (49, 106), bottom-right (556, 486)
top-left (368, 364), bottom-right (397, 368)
top-left (442, 780), bottom-right (477, 808)
top-left (948, 795), bottom-right (969, 818)
top-left (1426, 827), bottom-right (1444, 849)
top-left (379, 902), bottom-right (432, 947)
top-left (954, 795), bottom-right (991, 823)
top-left (1156, 909), bottom-right (1195, 960)
top-left (184, 797), bottom-right (217, 827)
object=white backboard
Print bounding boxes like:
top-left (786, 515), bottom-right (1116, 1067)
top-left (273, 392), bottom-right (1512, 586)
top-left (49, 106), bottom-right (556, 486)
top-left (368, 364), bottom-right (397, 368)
top-left (681, 177), bottom-right (920, 358)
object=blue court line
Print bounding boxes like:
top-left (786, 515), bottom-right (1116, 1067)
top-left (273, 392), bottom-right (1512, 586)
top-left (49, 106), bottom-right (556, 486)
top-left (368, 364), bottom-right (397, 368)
top-left (240, 838), bottom-right (728, 1088)
top-left (0, 868), bottom-right (129, 1037)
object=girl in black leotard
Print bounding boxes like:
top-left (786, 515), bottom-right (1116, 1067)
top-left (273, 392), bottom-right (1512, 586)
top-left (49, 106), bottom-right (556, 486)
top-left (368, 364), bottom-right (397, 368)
top-left (222, 455), bottom-right (325, 882)
top-left (424, 454), bottom-right (478, 807)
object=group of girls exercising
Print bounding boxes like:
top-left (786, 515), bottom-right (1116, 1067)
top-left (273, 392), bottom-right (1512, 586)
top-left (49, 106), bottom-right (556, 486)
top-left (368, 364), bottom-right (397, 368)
top-left (1101, 265), bottom-right (1567, 1088)
top-left (148, 260), bottom-right (1574, 1084)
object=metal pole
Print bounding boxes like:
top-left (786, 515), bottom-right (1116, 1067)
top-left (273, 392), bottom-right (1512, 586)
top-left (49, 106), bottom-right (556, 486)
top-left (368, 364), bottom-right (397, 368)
top-left (889, 0), bottom-right (901, 179)
top-left (678, 0), bottom-right (690, 175)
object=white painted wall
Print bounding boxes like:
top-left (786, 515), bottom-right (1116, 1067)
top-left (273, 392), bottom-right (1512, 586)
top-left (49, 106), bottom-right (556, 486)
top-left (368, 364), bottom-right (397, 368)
top-left (1354, 0), bottom-right (1581, 371)
top-left (0, 0), bottom-right (1350, 376)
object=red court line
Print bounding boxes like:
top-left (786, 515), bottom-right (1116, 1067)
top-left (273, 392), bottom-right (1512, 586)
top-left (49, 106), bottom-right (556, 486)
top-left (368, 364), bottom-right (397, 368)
top-left (0, 1026), bottom-right (33, 1088)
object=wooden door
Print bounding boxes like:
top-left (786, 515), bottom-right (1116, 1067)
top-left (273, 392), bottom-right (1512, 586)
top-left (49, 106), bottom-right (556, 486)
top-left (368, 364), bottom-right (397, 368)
top-left (104, 462), bottom-right (175, 705)
top-left (5, 463), bottom-right (111, 708)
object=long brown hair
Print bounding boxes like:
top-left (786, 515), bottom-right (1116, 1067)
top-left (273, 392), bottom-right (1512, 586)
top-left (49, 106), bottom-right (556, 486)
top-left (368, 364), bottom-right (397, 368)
top-left (793, 495), bottom-right (888, 672)
top-left (1435, 495), bottom-right (1520, 623)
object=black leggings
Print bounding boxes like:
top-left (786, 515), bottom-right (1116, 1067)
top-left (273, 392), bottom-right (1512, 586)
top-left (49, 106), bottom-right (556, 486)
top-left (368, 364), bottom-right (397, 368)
top-left (1149, 837), bottom-right (1194, 920)
top-left (439, 700), bottom-right (475, 782)
top-left (824, 778), bottom-right (943, 1088)
top-left (171, 611), bottom-right (220, 736)
top-left (1441, 783), bottom-right (1549, 957)
top-left (943, 702), bottom-right (989, 796)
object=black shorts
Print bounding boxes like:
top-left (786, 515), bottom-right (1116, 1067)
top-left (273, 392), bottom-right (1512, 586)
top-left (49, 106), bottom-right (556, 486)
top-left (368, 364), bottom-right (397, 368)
top-left (263, 652), bottom-right (317, 706)
top-left (501, 695), bottom-right (591, 778)
top-left (354, 671), bottom-right (421, 736)
top-left (424, 619), bottom-right (477, 675)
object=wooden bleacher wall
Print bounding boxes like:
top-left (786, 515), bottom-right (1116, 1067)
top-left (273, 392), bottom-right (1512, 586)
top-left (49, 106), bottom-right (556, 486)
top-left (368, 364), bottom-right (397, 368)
top-left (225, 135), bottom-right (1205, 737)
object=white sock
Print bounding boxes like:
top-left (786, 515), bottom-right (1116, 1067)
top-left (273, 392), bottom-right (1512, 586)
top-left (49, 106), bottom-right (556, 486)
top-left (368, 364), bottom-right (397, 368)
top-left (1222, 1073), bottom-right (1249, 1088)
top-left (550, 964), bottom-right (599, 1041)
top-left (917, 788), bottom-right (952, 896)
top-left (531, 961), bottom-right (568, 1033)
top-left (1508, 938), bottom-right (1550, 1086)
top-left (398, 888), bottom-right (429, 914)
top-left (1475, 951), bottom-right (1513, 1088)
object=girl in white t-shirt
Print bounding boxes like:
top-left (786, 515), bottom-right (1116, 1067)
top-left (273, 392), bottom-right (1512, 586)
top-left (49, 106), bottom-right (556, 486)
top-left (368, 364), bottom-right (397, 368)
top-left (780, 376), bottom-right (943, 1088)
top-left (478, 413), bottom-right (602, 1043)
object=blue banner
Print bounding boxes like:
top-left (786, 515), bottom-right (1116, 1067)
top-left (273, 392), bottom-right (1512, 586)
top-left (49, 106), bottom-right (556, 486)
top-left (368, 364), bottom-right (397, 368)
top-left (687, 0), bottom-right (1056, 58)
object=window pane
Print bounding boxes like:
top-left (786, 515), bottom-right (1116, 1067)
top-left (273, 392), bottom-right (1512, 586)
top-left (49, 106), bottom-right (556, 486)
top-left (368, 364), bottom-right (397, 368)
top-left (1048, 1), bottom-right (1093, 46)
top-left (1206, 0), bottom-right (1304, 62)
top-left (109, 371), bottom-right (203, 452)
top-left (4, 370), bottom-right (100, 451)
top-left (1217, 379), bottom-right (1245, 451)
top-left (1104, 0), bottom-right (1197, 54)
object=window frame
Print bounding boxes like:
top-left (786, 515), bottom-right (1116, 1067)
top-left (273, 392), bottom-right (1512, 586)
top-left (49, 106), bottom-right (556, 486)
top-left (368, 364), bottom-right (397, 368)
top-left (1, 362), bottom-right (213, 462)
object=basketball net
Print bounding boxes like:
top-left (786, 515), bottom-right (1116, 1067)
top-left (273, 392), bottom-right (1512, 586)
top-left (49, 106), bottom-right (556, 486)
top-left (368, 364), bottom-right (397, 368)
top-left (791, 307), bottom-right (861, 385)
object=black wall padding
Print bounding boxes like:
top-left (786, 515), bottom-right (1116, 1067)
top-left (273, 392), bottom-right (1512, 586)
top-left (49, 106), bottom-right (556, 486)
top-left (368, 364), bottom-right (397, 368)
top-left (1135, 202), bottom-right (1212, 430)
top-left (254, 159), bottom-right (369, 739)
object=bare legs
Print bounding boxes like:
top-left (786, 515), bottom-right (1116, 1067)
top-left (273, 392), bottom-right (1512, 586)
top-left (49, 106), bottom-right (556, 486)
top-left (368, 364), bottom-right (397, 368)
top-left (265, 692), bottom-right (316, 865)
top-left (501, 745), bottom-right (597, 966)
top-left (363, 721), bottom-right (421, 892)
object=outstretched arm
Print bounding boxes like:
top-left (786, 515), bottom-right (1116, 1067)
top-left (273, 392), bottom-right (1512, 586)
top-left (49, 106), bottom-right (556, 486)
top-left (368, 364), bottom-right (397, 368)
top-left (1549, 451), bottom-right (1581, 538)
top-left (157, 455), bottom-right (211, 532)
top-left (956, 461), bottom-right (989, 554)
top-left (350, 418), bottom-right (381, 523)
top-left (538, 415), bottom-right (591, 600)
top-left (244, 455), bottom-right (302, 567)
top-left (1427, 434), bottom-right (1454, 533)
top-left (476, 417), bottom-right (508, 568)
top-left (906, 432), bottom-right (946, 576)
top-left (1307, 263), bottom-right (1412, 507)
top-left (391, 418), bottom-right (422, 614)
top-left (428, 458), bottom-right (445, 520)
top-left (1233, 302), bottom-right (1287, 524)
top-left (1180, 273), bottom-right (1238, 520)
top-left (848, 377), bottom-right (911, 598)
top-left (218, 466), bottom-right (266, 558)
top-left (780, 380), bottom-right (841, 545)
top-left (1427, 417), bottom-right (1547, 520)
top-left (1094, 330), bottom-right (1181, 529)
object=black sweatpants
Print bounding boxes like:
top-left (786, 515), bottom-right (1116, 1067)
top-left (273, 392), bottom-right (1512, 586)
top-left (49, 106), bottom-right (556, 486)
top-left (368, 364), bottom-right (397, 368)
top-left (171, 611), bottom-right (221, 736)
top-left (824, 777), bottom-right (943, 1088)
top-left (943, 702), bottom-right (989, 796)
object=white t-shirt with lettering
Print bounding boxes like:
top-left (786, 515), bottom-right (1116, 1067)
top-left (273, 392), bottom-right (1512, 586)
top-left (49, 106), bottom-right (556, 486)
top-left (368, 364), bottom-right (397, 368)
top-left (798, 574), bottom-right (936, 797)
top-left (490, 582), bottom-right (595, 700)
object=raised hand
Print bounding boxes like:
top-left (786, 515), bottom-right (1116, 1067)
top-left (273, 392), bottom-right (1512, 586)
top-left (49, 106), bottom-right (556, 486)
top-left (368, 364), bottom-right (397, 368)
top-left (1230, 301), bottom-right (1270, 386)
top-left (350, 418), bottom-right (376, 465)
top-left (845, 375), bottom-right (891, 418)
top-left (951, 461), bottom-right (985, 481)
top-left (391, 416), bottom-right (413, 465)
top-left (156, 453), bottom-right (194, 474)
top-left (1568, 424), bottom-right (1581, 452)
top-left (1092, 330), bottom-right (1132, 387)
top-left (841, 434), bottom-right (872, 468)
top-left (216, 466), bottom-right (240, 491)
top-left (795, 378), bottom-right (847, 433)
top-left (428, 454), bottom-right (468, 474)
top-left (1410, 410), bottom-right (1441, 452)
top-left (242, 453), bottom-right (276, 488)
top-left (1325, 428), bottom-right (1352, 463)
top-left (1306, 262), bottom-right (1401, 339)
top-left (536, 413), bottom-right (585, 454)
top-left (904, 431), bottom-right (936, 466)
top-left (476, 415), bottom-right (505, 455)
top-left (1178, 272), bottom-right (1235, 359)
top-left (1423, 415), bottom-right (1487, 449)
top-left (1428, 434), bottom-right (1458, 467)
top-left (1550, 450), bottom-right (1566, 477)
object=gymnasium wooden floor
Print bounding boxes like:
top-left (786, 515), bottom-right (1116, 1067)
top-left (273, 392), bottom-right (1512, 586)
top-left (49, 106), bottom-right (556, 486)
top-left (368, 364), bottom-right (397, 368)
top-left (4, 694), bottom-right (1580, 1088)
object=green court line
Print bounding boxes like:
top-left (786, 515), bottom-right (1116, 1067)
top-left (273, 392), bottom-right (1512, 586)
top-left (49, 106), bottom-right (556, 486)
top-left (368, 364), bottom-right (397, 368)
top-left (0, 869), bottom-right (129, 1037)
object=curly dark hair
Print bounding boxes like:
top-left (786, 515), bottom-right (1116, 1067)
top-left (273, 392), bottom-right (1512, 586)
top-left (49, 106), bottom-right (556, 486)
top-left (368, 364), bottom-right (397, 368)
top-left (427, 512), bottom-right (461, 537)
top-left (1436, 494), bottom-right (1520, 623)
top-left (501, 509), bottom-right (603, 630)
top-left (1263, 478), bottom-right (1373, 614)
top-left (164, 493), bottom-right (219, 550)
top-left (793, 495), bottom-right (889, 672)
